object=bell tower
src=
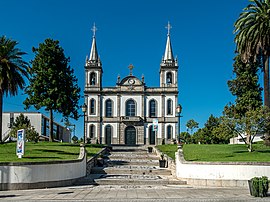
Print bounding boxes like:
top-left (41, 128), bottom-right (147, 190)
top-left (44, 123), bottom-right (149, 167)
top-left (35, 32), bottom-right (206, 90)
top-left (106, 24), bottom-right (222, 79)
top-left (160, 22), bottom-right (178, 88)
top-left (85, 23), bottom-right (103, 91)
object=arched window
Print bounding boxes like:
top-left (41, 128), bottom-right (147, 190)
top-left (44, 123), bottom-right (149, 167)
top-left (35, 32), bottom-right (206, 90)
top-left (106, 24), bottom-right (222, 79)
top-left (105, 99), bottom-right (113, 117)
top-left (167, 99), bottom-right (173, 115)
top-left (89, 124), bottom-right (95, 138)
top-left (90, 98), bottom-right (95, 115)
top-left (167, 125), bottom-right (172, 140)
top-left (126, 99), bottom-right (136, 117)
top-left (90, 72), bottom-right (96, 85)
top-left (166, 72), bottom-right (173, 84)
top-left (149, 99), bottom-right (157, 117)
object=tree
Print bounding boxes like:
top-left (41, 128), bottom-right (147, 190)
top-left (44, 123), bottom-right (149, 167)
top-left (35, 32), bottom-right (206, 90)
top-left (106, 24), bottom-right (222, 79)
top-left (180, 132), bottom-right (192, 144)
top-left (0, 36), bottom-right (29, 143)
top-left (192, 115), bottom-right (234, 144)
top-left (9, 113), bottom-right (39, 142)
top-left (24, 39), bottom-right (81, 142)
top-left (227, 54), bottom-right (263, 117)
top-left (186, 119), bottom-right (199, 135)
top-left (222, 106), bottom-right (270, 152)
top-left (234, 0), bottom-right (270, 107)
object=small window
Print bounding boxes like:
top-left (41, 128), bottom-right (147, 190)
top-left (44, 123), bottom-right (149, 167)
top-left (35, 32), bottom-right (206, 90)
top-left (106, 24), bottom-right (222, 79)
top-left (126, 99), bottom-right (136, 117)
top-left (166, 72), bottom-right (173, 84)
top-left (105, 99), bottom-right (113, 117)
top-left (167, 99), bottom-right (173, 115)
top-left (90, 72), bottom-right (96, 85)
top-left (90, 99), bottom-right (95, 115)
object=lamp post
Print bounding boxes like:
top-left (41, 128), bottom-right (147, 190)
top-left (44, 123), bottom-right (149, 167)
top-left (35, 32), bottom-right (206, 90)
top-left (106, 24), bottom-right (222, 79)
top-left (176, 104), bottom-right (182, 146)
top-left (82, 103), bottom-right (87, 144)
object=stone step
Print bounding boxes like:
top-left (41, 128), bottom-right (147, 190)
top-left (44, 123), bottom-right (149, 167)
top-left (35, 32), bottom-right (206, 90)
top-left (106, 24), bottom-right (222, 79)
top-left (79, 174), bottom-right (187, 186)
top-left (91, 166), bottom-right (172, 175)
top-left (105, 159), bottom-right (159, 166)
top-left (107, 154), bottom-right (160, 160)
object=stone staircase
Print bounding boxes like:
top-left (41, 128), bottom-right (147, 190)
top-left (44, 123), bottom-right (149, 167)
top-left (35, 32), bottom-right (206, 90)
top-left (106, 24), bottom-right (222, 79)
top-left (77, 145), bottom-right (186, 186)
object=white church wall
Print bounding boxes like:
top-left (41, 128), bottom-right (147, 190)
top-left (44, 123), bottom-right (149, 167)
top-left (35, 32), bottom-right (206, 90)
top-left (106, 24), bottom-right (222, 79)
top-left (101, 95), bottom-right (118, 117)
top-left (164, 123), bottom-right (176, 139)
top-left (101, 123), bottom-right (118, 138)
top-left (120, 95), bottom-right (142, 117)
top-left (87, 95), bottom-right (99, 117)
top-left (145, 96), bottom-right (162, 117)
top-left (86, 123), bottom-right (98, 139)
top-left (164, 95), bottom-right (177, 117)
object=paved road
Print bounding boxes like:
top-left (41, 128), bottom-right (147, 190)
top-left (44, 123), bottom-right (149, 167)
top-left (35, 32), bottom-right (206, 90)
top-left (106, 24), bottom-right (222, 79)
top-left (0, 184), bottom-right (270, 202)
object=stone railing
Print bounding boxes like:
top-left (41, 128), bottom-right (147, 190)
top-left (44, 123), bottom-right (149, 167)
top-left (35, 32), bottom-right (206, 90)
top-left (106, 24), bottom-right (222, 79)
top-left (86, 147), bottom-right (110, 176)
top-left (175, 148), bottom-right (270, 187)
top-left (0, 145), bottom-right (87, 190)
top-left (153, 146), bottom-right (176, 176)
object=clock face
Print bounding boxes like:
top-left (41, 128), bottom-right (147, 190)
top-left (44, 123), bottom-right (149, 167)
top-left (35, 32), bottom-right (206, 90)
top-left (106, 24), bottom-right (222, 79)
top-left (128, 79), bottom-right (135, 84)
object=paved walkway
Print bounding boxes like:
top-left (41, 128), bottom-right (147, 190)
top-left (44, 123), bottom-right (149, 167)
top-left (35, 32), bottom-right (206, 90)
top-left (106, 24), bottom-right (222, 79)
top-left (0, 184), bottom-right (269, 202)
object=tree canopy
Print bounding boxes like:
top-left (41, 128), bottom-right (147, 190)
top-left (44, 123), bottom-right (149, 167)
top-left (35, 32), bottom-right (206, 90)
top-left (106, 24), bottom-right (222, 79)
top-left (226, 54), bottom-right (263, 117)
top-left (0, 36), bottom-right (29, 142)
top-left (24, 38), bottom-right (80, 141)
top-left (222, 106), bottom-right (270, 152)
top-left (234, 0), bottom-right (270, 107)
top-left (186, 119), bottom-right (199, 134)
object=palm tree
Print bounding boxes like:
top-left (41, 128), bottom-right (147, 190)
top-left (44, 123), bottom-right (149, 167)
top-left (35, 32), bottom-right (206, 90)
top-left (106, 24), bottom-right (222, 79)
top-left (234, 0), bottom-right (270, 107)
top-left (0, 36), bottom-right (29, 143)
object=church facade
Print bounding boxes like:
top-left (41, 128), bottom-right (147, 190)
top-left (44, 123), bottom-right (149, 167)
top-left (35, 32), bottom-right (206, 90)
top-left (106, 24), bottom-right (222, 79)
top-left (84, 23), bottom-right (179, 145)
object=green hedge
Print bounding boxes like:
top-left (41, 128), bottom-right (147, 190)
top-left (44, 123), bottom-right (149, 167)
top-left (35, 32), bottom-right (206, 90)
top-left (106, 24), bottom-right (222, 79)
top-left (249, 176), bottom-right (269, 197)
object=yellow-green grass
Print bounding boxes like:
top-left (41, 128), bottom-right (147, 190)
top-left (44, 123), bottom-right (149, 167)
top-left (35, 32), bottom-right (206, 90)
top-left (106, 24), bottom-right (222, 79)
top-left (0, 142), bottom-right (104, 163)
top-left (157, 143), bottom-right (270, 162)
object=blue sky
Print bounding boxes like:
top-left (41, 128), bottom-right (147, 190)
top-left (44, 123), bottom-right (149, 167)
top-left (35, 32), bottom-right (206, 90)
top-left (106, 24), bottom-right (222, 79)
top-left (1, 0), bottom-right (253, 138)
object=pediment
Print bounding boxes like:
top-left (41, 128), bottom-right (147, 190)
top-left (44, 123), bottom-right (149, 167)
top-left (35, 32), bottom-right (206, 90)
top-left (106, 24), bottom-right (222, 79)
top-left (119, 76), bottom-right (143, 86)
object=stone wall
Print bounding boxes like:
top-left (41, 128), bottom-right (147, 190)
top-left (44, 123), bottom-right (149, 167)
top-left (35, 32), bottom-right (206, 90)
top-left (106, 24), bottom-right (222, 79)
top-left (175, 149), bottom-right (270, 187)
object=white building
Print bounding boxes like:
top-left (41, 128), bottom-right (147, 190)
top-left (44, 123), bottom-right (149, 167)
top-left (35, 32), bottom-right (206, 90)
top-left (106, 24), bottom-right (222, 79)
top-left (84, 23), bottom-right (179, 145)
top-left (2, 112), bottom-right (71, 142)
top-left (230, 134), bottom-right (264, 144)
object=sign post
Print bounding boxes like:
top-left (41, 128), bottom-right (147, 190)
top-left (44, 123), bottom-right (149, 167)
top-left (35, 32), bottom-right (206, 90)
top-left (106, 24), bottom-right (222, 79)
top-left (16, 129), bottom-right (25, 159)
top-left (153, 119), bottom-right (158, 145)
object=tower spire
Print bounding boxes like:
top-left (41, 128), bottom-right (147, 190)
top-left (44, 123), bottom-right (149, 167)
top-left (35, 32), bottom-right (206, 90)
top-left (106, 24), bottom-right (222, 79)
top-left (89, 23), bottom-right (99, 63)
top-left (163, 21), bottom-right (174, 62)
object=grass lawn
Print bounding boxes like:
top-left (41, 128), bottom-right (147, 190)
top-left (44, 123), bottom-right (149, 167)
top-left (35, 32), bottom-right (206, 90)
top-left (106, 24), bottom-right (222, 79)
top-left (0, 142), bottom-right (104, 163)
top-left (156, 144), bottom-right (178, 160)
top-left (157, 143), bottom-right (270, 162)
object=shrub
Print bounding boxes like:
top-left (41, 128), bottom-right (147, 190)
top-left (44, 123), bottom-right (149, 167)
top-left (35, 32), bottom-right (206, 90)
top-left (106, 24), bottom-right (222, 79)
top-left (249, 176), bottom-right (269, 197)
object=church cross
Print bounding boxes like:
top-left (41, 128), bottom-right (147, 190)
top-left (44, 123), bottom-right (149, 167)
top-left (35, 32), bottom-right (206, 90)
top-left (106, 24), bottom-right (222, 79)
top-left (91, 23), bottom-right (97, 37)
top-left (166, 21), bottom-right (172, 35)
top-left (128, 64), bottom-right (134, 75)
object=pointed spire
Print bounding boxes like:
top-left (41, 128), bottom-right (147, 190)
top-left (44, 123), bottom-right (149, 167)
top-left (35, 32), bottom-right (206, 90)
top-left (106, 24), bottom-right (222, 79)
top-left (163, 21), bottom-right (174, 62)
top-left (89, 23), bottom-right (99, 63)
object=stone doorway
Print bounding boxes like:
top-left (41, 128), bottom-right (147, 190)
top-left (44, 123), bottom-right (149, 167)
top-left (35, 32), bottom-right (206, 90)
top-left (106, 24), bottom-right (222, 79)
top-left (149, 125), bottom-right (155, 145)
top-left (125, 126), bottom-right (136, 145)
top-left (105, 125), bottom-right (112, 145)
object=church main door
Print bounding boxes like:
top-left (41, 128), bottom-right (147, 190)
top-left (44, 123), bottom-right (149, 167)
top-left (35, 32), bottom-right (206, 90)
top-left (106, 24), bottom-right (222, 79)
top-left (125, 126), bottom-right (136, 145)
